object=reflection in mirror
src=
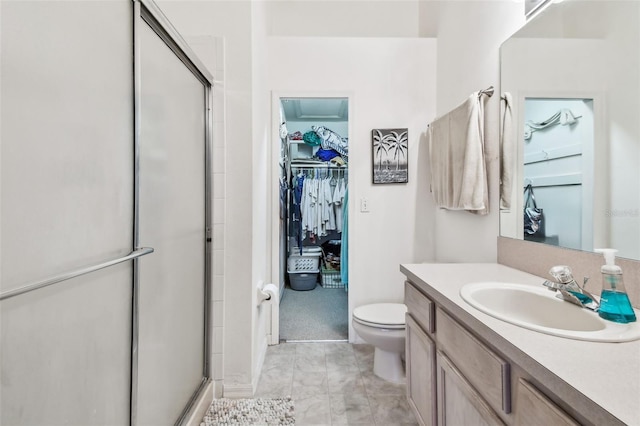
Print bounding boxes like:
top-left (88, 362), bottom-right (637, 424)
top-left (521, 98), bottom-right (594, 252)
top-left (499, 0), bottom-right (640, 260)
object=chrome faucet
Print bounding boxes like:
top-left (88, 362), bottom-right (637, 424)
top-left (542, 265), bottom-right (600, 311)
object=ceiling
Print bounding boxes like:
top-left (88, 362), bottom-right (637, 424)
top-left (281, 98), bottom-right (348, 122)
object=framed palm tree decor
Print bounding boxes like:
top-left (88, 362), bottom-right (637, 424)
top-left (372, 128), bottom-right (408, 184)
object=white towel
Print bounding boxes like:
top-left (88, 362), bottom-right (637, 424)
top-left (500, 92), bottom-right (514, 210)
top-left (523, 108), bottom-right (580, 140)
top-left (427, 92), bottom-right (488, 214)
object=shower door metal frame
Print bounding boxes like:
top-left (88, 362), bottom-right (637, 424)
top-left (132, 1), bottom-right (214, 424)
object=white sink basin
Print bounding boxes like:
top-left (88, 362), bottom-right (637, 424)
top-left (460, 282), bottom-right (640, 342)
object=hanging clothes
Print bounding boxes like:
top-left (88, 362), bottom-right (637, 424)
top-left (340, 188), bottom-right (349, 287)
top-left (294, 169), bottom-right (343, 241)
top-left (292, 173), bottom-right (305, 254)
top-left (333, 178), bottom-right (346, 232)
top-left (323, 178), bottom-right (336, 232)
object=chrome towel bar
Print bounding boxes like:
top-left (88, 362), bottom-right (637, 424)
top-left (0, 247), bottom-right (154, 301)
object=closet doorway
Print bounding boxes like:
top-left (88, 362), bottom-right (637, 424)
top-left (274, 96), bottom-right (350, 342)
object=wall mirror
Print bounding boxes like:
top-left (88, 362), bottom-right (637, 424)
top-left (500, 0), bottom-right (640, 261)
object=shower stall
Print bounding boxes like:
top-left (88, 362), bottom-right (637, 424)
top-left (1, 1), bottom-right (213, 424)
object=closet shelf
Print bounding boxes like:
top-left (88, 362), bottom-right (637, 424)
top-left (291, 160), bottom-right (347, 169)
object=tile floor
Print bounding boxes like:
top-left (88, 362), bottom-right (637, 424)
top-left (255, 342), bottom-right (417, 425)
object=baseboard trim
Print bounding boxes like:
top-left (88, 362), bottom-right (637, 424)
top-left (184, 381), bottom-right (213, 426)
top-left (222, 383), bottom-right (255, 398)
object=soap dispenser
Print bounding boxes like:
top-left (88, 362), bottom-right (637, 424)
top-left (595, 248), bottom-right (636, 323)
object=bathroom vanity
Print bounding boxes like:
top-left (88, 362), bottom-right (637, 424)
top-left (401, 263), bottom-right (640, 426)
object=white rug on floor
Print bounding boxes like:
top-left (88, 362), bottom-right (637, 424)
top-left (200, 397), bottom-right (294, 426)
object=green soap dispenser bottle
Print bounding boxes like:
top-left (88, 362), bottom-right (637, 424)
top-left (595, 248), bottom-right (636, 323)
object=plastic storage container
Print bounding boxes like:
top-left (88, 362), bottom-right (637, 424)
top-left (288, 270), bottom-right (319, 291)
top-left (287, 252), bottom-right (321, 272)
top-left (321, 267), bottom-right (343, 289)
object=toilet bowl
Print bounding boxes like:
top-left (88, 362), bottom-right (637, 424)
top-left (352, 303), bottom-right (407, 383)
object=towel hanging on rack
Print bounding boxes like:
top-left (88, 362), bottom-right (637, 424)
top-left (426, 88), bottom-right (490, 215)
top-left (500, 92), bottom-right (514, 210)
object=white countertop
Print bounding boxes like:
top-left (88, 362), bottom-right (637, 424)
top-left (400, 263), bottom-right (640, 426)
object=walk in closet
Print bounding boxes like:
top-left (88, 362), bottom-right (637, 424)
top-left (277, 97), bottom-right (349, 341)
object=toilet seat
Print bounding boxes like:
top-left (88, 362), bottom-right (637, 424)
top-left (353, 303), bottom-right (407, 329)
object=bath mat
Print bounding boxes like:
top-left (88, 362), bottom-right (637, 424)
top-left (200, 397), bottom-right (294, 426)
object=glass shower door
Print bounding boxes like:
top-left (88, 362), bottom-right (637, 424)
top-left (134, 3), bottom-right (211, 424)
top-left (0, 1), bottom-right (135, 424)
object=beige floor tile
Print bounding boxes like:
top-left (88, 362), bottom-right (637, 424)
top-left (293, 370), bottom-right (329, 397)
top-left (367, 394), bottom-right (417, 425)
top-left (327, 370), bottom-right (365, 394)
top-left (267, 342), bottom-right (298, 355)
top-left (324, 342), bottom-right (354, 354)
top-left (294, 394), bottom-right (332, 425)
top-left (255, 368), bottom-right (293, 398)
top-left (352, 344), bottom-right (374, 372)
top-left (255, 343), bottom-right (415, 425)
top-left (326, 351), bottom-right (359, 372)
top-left (295, 342), bottom-right (327, 355)
top-left (295, 352), bottom-right (327, 373)
top-left (329, 391), bottom-right (374, 425)
top-left (361, 371), bottom-right (407, 396)
top-left (262, 352), bottom-right (295, 373)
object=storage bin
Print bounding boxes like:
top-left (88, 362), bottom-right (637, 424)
top-left (288, 253), bottom-right (321, 272)
top-left (288, 270), bottom-right (319, 291)
top-left (289, 246), bottom-right (322, 256)
top-left (321, 267), bottom-right (343, 289)
top-left (289, 141), bottom-right (317, 160)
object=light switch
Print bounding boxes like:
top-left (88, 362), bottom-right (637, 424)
top-left (360, 197), bottom-right (370, 213)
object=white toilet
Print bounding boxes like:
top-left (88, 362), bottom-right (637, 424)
top-left (352, 303), bottom-right (407, 383)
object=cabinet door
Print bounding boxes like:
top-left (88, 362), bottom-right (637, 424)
top-left (436, 352), bottom-right (506, 426)
top-left (406, 314), bottom-right (437, 426)
top-left (515, 379), bottom-right (579, 426)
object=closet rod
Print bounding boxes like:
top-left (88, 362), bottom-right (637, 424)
top-left (291, 164), bottom-right (347, 170)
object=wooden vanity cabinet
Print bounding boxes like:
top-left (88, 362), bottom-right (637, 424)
top-left (515, 379), bottom-right (579, 426)
top-left (437, 351), bottom-right (506, 426)
top-left (405, 281), bottom-right (437, 426)
top-left (406, 314), bottom-right (437, 426)
top-left (404, 279), bottom-right (580, 426)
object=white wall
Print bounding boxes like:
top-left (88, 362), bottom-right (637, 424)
top-left (158, 0), bottom-right (528, 395)
top-left (264, 0), bottom-right (421, 37)
top-left (433, 1), bottom-right (525, 262)
top-left (156, 0), bottom-right (255, 396)
top-left (268, 37), bottom-right (437, 342)
top-left (250, 0), bottom-right (272, 394)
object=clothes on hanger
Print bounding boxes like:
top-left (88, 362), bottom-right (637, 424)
top-left (292, 169), bottom-right (346, 241)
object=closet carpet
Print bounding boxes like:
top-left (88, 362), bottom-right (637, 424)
top-left (279, 284), bottom-right (348, 341)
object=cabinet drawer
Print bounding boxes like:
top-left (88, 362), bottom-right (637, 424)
top-left (436, 308), bottom-right (511, 414)
top-left (515, 379), bottom-right (579, 426)
top-left (405, 281), bottom-right (435, 333)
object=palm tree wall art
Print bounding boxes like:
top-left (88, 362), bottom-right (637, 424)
top-left (372, 128), bottom-right (408, 184)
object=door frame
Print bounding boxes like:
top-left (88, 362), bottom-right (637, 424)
top-left (269, 91), bottom-right (353, 344)
top-left (132, 1), bottom-right (214, 424)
